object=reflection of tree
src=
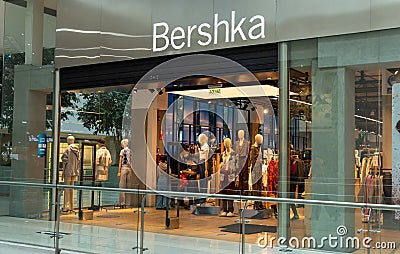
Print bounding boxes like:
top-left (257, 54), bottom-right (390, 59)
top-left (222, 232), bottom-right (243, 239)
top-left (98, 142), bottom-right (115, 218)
top-left (77, 91), bottom-right (131, 161)
top-left (60, 92), bottom-right (79, 121)
top-left (1, 53), bottom-right (24, 132)
top-left (46, 92), bottom-right (79, 129)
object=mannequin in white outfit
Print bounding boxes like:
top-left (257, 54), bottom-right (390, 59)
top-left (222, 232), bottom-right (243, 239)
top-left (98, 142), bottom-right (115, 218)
top-left (197, 134), bottom-right (209, 204)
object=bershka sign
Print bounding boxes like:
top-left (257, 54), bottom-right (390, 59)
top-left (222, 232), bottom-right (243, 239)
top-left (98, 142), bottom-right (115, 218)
top-left (153, 11), bottom-right (265, 52)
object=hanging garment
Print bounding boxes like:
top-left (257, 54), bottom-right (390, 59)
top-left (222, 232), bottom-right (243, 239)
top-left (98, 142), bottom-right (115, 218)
top-left (267, 159), bottom-right (278, 195)
top-left (262, 163), bottom-right (268, 188)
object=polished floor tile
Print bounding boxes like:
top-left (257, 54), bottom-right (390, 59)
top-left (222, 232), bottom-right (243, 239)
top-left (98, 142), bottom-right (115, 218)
top-left (0, 217), bottom-right (335, 254)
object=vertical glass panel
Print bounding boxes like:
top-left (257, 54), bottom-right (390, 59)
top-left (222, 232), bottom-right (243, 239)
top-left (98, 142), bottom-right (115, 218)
top-left (1, 2), bottom-right (56, 242)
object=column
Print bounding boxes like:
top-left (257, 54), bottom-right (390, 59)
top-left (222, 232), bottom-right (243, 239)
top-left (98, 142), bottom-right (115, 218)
top-left (130, 90), bottom-right (157, 206)
top-left (25, 0), bottom-right (44, 66)
top-left (146, 100), bottom-right (157, 206)
top-left (278, 42), bottom-right (290, 241)
top-left (311, 61), bottom-right (355, 251)
top-left (10, 65), bottom-right (53, 217)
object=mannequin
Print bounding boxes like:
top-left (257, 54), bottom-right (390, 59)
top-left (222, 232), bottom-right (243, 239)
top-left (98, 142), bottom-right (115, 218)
top-left (197, 133), bottom-right (209, 204)
top-left (219, 138), bottom-right (236, 217)
top-left (198, 133), bottom-right (210, 178)
top-left (249, 134), bottom-right (264, 210)
top-left (234, 130), bottom-right (250, 191)
top-left (118, 139), bottom-right (133, 208)
top-left (61, 135), bottom-right (80, 212)
top-left (96, 138), bottom-right (112, 181)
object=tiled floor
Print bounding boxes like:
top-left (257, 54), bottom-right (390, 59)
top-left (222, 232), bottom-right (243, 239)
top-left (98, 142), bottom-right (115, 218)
top-left (1, 208), bottom-right (400, 254)
top-left (0, 216), bottom-right (322, 254)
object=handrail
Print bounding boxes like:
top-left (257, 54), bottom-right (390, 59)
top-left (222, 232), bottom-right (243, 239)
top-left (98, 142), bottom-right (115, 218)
top-left (1, 180), bottom-right (400, 211)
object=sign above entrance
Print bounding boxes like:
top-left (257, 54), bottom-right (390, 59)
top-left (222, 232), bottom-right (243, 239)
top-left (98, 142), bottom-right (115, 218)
top-left (153, 11), bottom-right (265, 52)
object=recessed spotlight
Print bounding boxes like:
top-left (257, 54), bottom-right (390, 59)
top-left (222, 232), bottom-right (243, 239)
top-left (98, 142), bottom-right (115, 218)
top-left (264, 109), bottom-right (268, 114)
top-left (208, 100), bottom-right (212, 104)
top-left (395, 70), bottom-right (399, 75)
top-left (267, 77), bottom-right (272, 80)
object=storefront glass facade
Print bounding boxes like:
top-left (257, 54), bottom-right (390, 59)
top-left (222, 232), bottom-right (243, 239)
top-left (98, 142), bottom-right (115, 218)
top-left (1, 1), bottom-right (400, 253)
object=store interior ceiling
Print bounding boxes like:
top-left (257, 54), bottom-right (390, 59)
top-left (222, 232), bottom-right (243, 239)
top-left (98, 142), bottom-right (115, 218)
top-left (65, 67), bottom-right (400, 139)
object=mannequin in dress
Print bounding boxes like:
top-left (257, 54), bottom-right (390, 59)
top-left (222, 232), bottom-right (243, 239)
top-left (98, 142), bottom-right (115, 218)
top-left (61, 135), bottom-right (80, 212)
top-left (219, 138), bottom-right (236, 217)
top-left (234, 130), bottom-right (250, 191)
top-left (249, 134), bottom-right (264, 210)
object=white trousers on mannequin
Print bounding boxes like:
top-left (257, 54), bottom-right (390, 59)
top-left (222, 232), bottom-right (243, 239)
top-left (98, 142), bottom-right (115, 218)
top-left (64, 176), bottom-right (77, 211)
top-left (119, 167), bottom-right (133, 206)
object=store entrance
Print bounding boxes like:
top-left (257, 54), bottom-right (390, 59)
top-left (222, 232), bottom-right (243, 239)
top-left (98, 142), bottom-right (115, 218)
top-left (56, 43), bottom-right (313, 247)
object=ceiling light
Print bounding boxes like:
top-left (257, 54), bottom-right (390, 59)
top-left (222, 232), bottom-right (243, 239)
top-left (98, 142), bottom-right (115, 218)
top-left (264, 109), bottom-right (268, 114)
top-left (395, 70), bottom-right (399, 75)
top-left (267, 77), bottom-right (272, 80)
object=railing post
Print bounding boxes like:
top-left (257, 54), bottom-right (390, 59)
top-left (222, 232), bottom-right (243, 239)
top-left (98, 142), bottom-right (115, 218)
top-left (241, 200), bottom-right (247, 254)
top-left (51, 69), bottom-right (60, 221)
top-left (133, 194), bottom-right (148, 253)
top-left (55, 188), bottom-right (62, 254)
top-left (140, 195), bottom-right (146, 254)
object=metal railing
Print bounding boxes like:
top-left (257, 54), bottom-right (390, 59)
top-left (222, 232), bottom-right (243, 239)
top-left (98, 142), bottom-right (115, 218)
top-left (0, 180), bottom-right (399, 254)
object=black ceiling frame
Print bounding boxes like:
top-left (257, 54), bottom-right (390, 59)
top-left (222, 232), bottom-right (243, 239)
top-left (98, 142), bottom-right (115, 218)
top-left (60, 43), bottom-right (278, 91)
